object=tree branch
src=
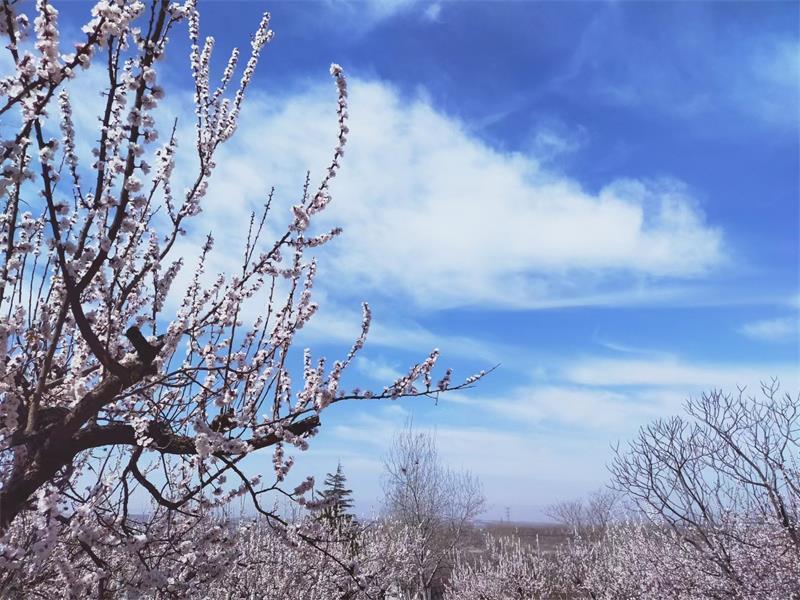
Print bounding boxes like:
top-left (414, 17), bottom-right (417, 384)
top-left (72, 415), bottom-right (320, 456)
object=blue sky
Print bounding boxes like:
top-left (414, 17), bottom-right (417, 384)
top-left (56, 0), bottom-right (799, 521)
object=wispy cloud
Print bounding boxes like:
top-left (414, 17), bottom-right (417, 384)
top-left (423, 3), bottom-right (442, 23)
top-left (483, 385), bottom-right (664, 430)
top-left (553, 6), bottom-right (799, 130)
top-left (591, 336), bottom-right (675, 359)
top-left (740, 316), bottom-right (799, 343)
top-left (325, 0), bottom-right (426, 29)
top-left (528, 121), bottom-right (588, 163)
top-left (299, 302), bottom-right (509, 364)
top-left (563, 356), bottom-right (799, 390)
top-left (355, 356), bottom-right (404, 382)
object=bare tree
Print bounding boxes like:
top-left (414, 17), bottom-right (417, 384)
top-left (610, 380), bottom-right (800, 597)
top-left (383, 425), bottom-right (485, 600)
top-left (545, 487), bottom-right (620, 542)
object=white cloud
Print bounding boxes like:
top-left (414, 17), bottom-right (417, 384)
top-left (528, 121), bottom-right (588, 162)
top-left (330, 0), bottom-right (418, 25)
top-left (364, 0), bottom-right (417, 18)
top-left (592, 336), bottom-right (675, 359)
top-left (423, 3), bottom-right (442, 22)
top-left (563, 357), bottom-right (799, 391)
top-left (740, 316), bottom-right (799, 342)
top-left (739, 38), bottom-right (800, 128)
top-left (355, 356), bottom-right (403, 381)
top-left (190, 78), bottom-right (725, 310)
top-left (484, 385), bottom-right (671, 430)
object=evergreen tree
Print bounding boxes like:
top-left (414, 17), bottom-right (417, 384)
top-left (318, 462), bottom-right (355, 526)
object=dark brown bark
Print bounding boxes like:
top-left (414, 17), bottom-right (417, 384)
top-left (0, 361), bottom-right (319, 531)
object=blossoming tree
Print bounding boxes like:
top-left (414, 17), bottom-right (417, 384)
top-left (0, 0), bottom-right (483, 595)
top-left (203, 517), bottom-right (420, 600)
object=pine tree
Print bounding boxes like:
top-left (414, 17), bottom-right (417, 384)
top-left (318, 462), bottom-right (355, 527)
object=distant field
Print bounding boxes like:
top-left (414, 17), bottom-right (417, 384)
top-left (482, 522), bottom-right (573, 553)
